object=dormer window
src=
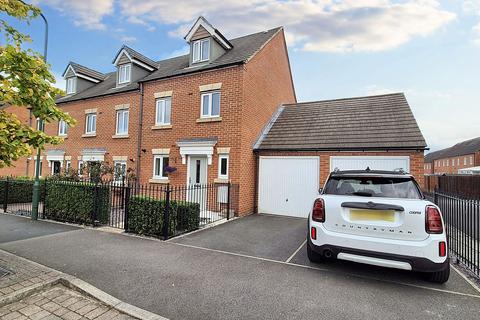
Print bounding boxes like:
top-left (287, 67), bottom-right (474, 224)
top-left (192, 39), bottom-right (210, 63)
top-left (118, 64), bottom-right (131, 84)
top-left (66, 77), bottom-right (76, 94)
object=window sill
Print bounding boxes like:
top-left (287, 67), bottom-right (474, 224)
top-left (214, 178), bottom-right (230, 184)
top-left (196, 117), bottom-right (222, 123)
top-left (58, 135), bottom-right (68, 139)
top-left (82, 133), bottom-right (96, 138)
top-left (151, 124), bottom-right (172, 130)
top-left (112, 134), bottom-right (129, 139)
top-left (149, 178), bottom-right (169, 184)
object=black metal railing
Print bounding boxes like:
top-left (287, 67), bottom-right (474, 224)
top-left (428, 190), bottom-right (480, 278)
top-left (0, 177), bottom-right (239, 239)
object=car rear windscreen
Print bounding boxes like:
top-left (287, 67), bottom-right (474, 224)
top-left (324, 176), bottom-right (422, 199)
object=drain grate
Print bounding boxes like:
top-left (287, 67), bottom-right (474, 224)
top-left (0, 266), bottom-right (11, 278)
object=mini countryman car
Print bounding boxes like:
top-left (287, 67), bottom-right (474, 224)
top-left (307, 169), bottom-right (449, 283)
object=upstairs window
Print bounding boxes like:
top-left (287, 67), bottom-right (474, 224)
top-left (85, 113), bottom-right (96, 134)
top-left (201, 91), bottom-right (220, 118)
top-left (58, 120), bottom-right (68, 136)
top-left (118, 64), bottom-right (131, 84)
top-left (116, 109), bottom-right (129, 135)
top-left (192, 39), bottom-right (210, 63)
top-left (155, 97), bottom-right (171, 125)
top-left (66, 77), bottom-right (76, 94)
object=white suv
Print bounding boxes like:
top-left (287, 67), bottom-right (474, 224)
top-left (307, 169), bottom-right (449, 283)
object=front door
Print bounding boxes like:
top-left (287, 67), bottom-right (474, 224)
top-left (51, 161), bottom-right (61, 175)
top-left (187, 156), bottom-right (208, 210)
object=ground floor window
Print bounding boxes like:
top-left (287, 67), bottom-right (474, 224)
top-left (51, 160), bottom-right (62, 175)
top-left (218, 154), bottom-right (229, 179)
top-left (65, 160), bottom-right (71, 172)
top-left (78, 161), bottom-right (84, 175)
top-left (114, 161), bottom-right (127, 182)
top-left (153, 155), bottom-right (169, 179)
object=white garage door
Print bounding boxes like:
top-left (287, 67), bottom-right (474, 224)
top-left (330, 156), bottom-right (410, 172)
top-left (258, 156), bottom-right (319, 218)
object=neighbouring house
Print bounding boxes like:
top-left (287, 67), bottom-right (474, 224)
top-left (0, 17), bottom-right (296, 215)
top-left (424, 137), bottom-right (480, 175)
top-left (253, 93), bottom-right (427, 217)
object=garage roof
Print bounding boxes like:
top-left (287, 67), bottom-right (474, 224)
top-left (424, 137), bottom-right (480, 162)
top-left (254, 93), bottom-right (427, 151)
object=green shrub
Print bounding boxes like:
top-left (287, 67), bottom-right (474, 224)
top-left (44, 181), bottom-right (110, 225)
top-left (0, 178), bottom-right (45, 204)
top-left (127, 196), bottom-right (200, 238)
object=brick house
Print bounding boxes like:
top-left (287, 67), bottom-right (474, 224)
top-left (424, 137), bottom-right (480, 175)
top-left (0, 17), bottom-right (296, 215)
top-left (253, 93), bottom-right (427, 217)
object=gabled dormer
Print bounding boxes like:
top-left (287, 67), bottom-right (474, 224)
top-left (112, 46), bottom-right (158, 87)
top-left (185, 16), bottom-right (233, 67)
top-left (62, 62), bottom-right (106, 95)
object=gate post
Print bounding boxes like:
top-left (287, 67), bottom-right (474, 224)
top-left (227, 182), bottom-right (231, 220)
top-left (163, 185), bottom-right (171, 240)
top-left (91, 184), bottom-right (100, 226)
top-left (124, 184), bottom-right (131, 231)
top-left (3, 177), bottom-right (9, 212)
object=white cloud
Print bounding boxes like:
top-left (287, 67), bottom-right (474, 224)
top-left (365, 85), bottom-right (405, 96)
top-left (463, 0), bottom-right (480, 45)
top-left (119, 35), bottom-right (137, 43)
top-left (33, 0), bottom-right (114, 30)
top-left (119, 0), bottom-right (455, 53)
top-left (473, 22), bottom-right (480, 45)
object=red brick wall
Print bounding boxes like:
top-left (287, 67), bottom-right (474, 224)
top-left (139, 66), bottom-right (243, 186)
top-left (0, 105), bottom-right (33, 177)
top-left (429, 153), bottom-right (476, 174)
top-left (238, 29), bottom-right (296, 214)
top-left (33, 91), bottom-right (140, 178)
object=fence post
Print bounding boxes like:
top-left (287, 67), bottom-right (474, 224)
top-left (163, 185), bottom-right (171, 240)
top-left (3, 177), bottom-right (9, 212)
top-left (227, 182), bottom-right (231, 220)
top-left (434, 188), bottom-right (438, 205)
top-left (92, 184), bottom-right (100, 227)
top-left (124, 184), bottom-right (131, 231)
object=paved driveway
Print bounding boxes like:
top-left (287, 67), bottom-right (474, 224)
top-left (1, 213), bottom-right (479, 320)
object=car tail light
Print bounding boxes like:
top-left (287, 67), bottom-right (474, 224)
top-left (426, 205), bottom-right (443, 234)
top-left (311, 227), bottom-right (317, 240)
top-left (439, 241), bottom-right (447, 257)
top-left (312, 199), bottom-right (325, 222)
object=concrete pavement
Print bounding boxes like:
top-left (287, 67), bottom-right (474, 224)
top-left (1, 213), bottom-right (479, 320)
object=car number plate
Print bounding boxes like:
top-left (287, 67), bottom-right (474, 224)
top-left (350, 209), bottom-right (395, 222)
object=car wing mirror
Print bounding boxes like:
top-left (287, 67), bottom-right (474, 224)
top-left (318, 187), bottom-right (323, 194)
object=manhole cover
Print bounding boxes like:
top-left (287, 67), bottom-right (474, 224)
top-left (0, 266), bottom-right (11, 278)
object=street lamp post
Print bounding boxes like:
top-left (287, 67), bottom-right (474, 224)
top-left (31, 8), bottom-right (49, 221)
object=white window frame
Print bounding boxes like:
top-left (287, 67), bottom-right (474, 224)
top-left (155, 97), bottom-right (171, 125)
top-left (113, 160), bottom-right (127, 182)
top-left (58, 120), bottom-right (68, 136)
top-left (116, 109), bottom-right (129, 135)
top-left (470, 156), bottom-right (474, 165)
top-left (192, 38), bottom-right (210, 63)
top-left (218, 154), bottom-right (229, 179)
top-left (200, 91), bottom-right (220, 118)
top-left (78, 160), bottom-right (84, 175)
top-left (85, 113), bottom-right (96, 134)
top-left (152, 155), bottom-right (169, 179)
top-left (66, 77), bottom-right (76, 94)
top-left (118, 64), bottom-right (131, 84)
top-left (65, 160), bottom-right (71, 172)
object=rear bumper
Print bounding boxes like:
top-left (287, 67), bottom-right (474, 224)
top-left (308, 239), bottom-right (449, 272)
top-left (309, 221), bottom-right (449, 272)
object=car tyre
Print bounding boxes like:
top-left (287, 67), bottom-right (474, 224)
top-left (424, 264), bottom-right (450, 283)
top-left (307, 241), bottom-right (326, 263)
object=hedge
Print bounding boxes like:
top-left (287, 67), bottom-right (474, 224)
top-left (44, 181), bottom-right (110, 225)
top-left (127, 196), bottom-right (200, 237)
top-left (0, 178), bottom-right (46, 205)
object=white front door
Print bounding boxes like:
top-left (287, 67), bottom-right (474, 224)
top-left (187, 156), bottom-right (208, 209)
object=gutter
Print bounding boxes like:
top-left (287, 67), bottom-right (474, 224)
top-left (135, 82), bottom-right (144, 185)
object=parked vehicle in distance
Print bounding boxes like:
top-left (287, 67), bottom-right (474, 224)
top-left (307, 169), bottom-right (449, 283)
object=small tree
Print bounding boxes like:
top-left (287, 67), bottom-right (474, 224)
top-left (0, 0), bottom-right (75, 168)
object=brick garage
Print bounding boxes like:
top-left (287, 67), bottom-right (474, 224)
top-left (253, 93), bottom-right (427, 217)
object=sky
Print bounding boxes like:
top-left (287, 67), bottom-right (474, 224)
top-left (3, 0), bottom-right (480, 152)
